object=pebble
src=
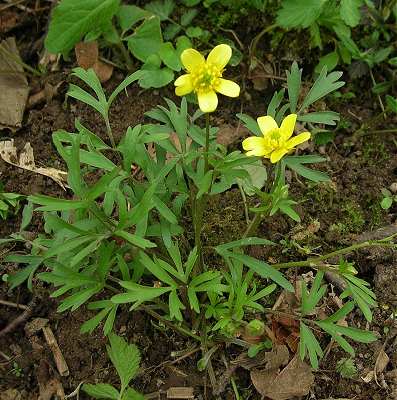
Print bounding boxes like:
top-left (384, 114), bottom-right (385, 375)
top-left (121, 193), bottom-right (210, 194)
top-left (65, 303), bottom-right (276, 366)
top-left (389, 182), bottom-right (397, 193)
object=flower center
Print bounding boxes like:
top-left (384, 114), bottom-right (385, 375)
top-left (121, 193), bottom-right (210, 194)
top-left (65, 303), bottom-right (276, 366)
top-left (268, 129), bottom-right (282, 148)
top-left (191, 63), bottom-right (222, 94)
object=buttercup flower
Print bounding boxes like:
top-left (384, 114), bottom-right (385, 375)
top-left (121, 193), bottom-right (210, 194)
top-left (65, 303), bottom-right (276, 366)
top-left (174, 44), bottom-right (240, 113)
top-left (242, 114), bottom-right (311, 163)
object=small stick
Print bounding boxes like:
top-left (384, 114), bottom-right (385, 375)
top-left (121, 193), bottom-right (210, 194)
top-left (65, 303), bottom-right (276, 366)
top-left (0, 299), bottom-right (29, 310)
top-left (0, 297), bottom-right (37, 338)
top-left (42, 326), bottom-right (70, 377)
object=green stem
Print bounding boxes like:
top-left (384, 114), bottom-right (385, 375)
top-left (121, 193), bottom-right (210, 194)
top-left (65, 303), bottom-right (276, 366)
top-left (204, 113), bottom-right (210, 173)
top-left (243, 211), bottom-right (264, 238)
top-left (272, 240), bottom-right (396, 270)
top-left (116, 41), bottom-right (133, 71)
top-left (105, 115), bottom-right (117, 149)
top-left (141, 305), bottom-right (202, 342)
top-left (193, 113), bottom-right (211, 273)
top-left (249, 24), bottom-right (277, 59)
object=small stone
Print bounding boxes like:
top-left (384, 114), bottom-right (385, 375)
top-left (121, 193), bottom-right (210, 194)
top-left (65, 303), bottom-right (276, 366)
top-left (389, 182), bottom-right (397, 193)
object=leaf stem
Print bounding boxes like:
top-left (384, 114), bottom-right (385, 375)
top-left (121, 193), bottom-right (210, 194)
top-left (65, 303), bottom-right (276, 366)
top-left (272, 239), bottom-right (396, 270)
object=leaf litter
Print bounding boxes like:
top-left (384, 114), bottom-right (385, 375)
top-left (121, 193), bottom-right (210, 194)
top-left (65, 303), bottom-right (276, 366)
top-left (0, 139), bottom-right (67, 189)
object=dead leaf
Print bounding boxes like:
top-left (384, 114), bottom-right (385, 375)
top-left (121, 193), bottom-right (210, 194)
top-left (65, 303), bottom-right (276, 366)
top-left (361, 370), bottom-right (375, 383)
top-left (231, 344), bottom-right (290, 371)
top-left (0, 37), bottom-right (29, 129)
top-left (0, 11), bottom-right (19, 33)
top-left (0, 139), bottom-right (67, 188)
top-left (374, 348), bottom-right (389, 385)
top-left (248, 58), bottom-right (274, 91)
top-left (251, 354), bottom-right (314, 400)
top-left (75, 41), bottom-right (113, 83)
top-left (166, 387), bottom-right (194, 399)
top-left (216, 124), bottom-right (248, 147)
top-left (0, 389), bottom-right (22, 400)
top-left (27, 82), bottom-right (63, 108)
top-left (75, 41), bottom-right (98, 69)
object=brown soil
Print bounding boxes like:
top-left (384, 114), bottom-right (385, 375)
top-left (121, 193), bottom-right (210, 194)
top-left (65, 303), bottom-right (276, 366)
top-left (1, 3), bottom-right (397, 400)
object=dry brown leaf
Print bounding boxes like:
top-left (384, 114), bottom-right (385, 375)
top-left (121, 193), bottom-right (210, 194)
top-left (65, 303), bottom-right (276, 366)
top-left (75, 41), bottom-right (98, 69)
top-left (216, 124), bottom-right (248, 147)
top-left (166, 387), bottom-right (194, 399)
top-left (0, 389), bottom-right (22, 400)
top-left (0, 37), bottom-right (29, 129)
top-left (0, 139), bottom-right (67, 189)
top-left (374, 348), bottom-right (390, 385)
top-left (0, 11), bottom-right (19, 33)
top-left (75, 41), bottom-right (113, 83)
top-left (251, 354), bottom-right (314, 400)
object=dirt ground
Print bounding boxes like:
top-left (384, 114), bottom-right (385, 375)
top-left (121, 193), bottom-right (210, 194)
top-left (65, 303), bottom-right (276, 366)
top-left (1, 2), bottom-right (397, 400)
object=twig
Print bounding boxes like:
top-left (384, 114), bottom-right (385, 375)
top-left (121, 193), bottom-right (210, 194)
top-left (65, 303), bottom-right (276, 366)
top-left (0, 299), bottom-right (29, 310)
top-left (42, 326), bottom-right (70, 377)
top-left (0, 297), bottom-right (37, 337)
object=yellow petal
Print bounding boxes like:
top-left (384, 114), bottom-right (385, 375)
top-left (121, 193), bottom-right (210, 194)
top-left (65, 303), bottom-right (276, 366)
top-left (216, 78), bottom-right (240, 97)
top-left (198, 90), bottom-right (218, 113)
top-left (175, 74), bottom-right (193, 96)
top-left (207, 44), bottom-right (232, 69)
top-left (280, 113), bottom-right (297, 141)
top-left (285, 132), bottom-right (311, 150)
top-left (242, 137), bottom-right (269, 156)
top-left (270, 148), bottom-right (289, 163)
top-left (257, 116), bottom-right (278, 136)
top-left (181, 48), bottom-right (205, 72)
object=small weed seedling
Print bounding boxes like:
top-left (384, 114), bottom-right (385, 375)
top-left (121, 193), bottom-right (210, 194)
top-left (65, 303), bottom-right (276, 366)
top-left (83, 333), bottom-right (144, 400)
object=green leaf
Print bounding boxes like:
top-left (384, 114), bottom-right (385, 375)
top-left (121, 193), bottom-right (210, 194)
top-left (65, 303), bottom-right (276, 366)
top-left (145, 0), bottom-right (175, 21)
top-left (315, 51), bottom-right (339, 74)
top-left (45, 0), bottom-right (120, 54)
top-left (186, 26), bottom-right (203, 38)
top-left (298, 111), bottom-right (340, 125)
top-left (286, 62), bottom-right (301, 113)
top-left (121, 387), bottom-right (145, 400)
top-left (181, 9), bottom-right (198, 26)
top-left (127, 16), bottom-right (163, 62)
top-left (267, 88), bottom-right (286, 117)
top-left (139, 252), bottom-right (177, 286)
top-left (372, 82), bottom-right (391, 95)
top-left (112, 283), bottom-right (171, 305)
top-left (237, 161), bottom-right (267, 195)
top-left (301, 270), bottom-right (326, 316)
top-left (386, 96), bottom-right (397, 114)
top-left (340, 0), bottom-right (363, 27)
top-left (139, 55), bottom-right (174, 88)
top-left (20, 201), bottom-right (33, 231)
top-left (117, 5), bottom-right (149, 31)
top-left (82, 383), bottom-right (119, 399)
top-left (381, 196), bottom-right (393, 210)
top-left (107, 333), bottom-right (141, 391)
top-left (236, 113), bottom-right (262, 137)
top-left (80, 307), bottom-right (111, 334)
top-left (153, 196), bottom-right (178, 224)
top-left (114, 230), bottom-right (157, 249)
top-left (58, 284), bottom-right (102, 312)
top-left (276, 0), bottom-right (327, 28)
top-left (283, 156), bottom-right (329, 182)
top-left (226, 252), bottom-right (294, 292)
top-left (299, 322), bottom-right (323, 369)
top-left (108, 71), bottom-right (143, 107)
top-left (300, 68), bottom-right (345, 112)
top-left (215, 237), bottom-right (275, 252)
top-left (169, 290), bottom-right (185, 321)
top-left (196, 171), bottom-right (213, 199)
top-left (159, 42), bottom-right (181, 71)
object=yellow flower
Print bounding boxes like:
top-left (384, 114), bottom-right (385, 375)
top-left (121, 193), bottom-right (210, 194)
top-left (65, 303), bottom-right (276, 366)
top-left (242, 114), bottom-right (311, 163)
top-left (174, 44), bottom-right (240, 113)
